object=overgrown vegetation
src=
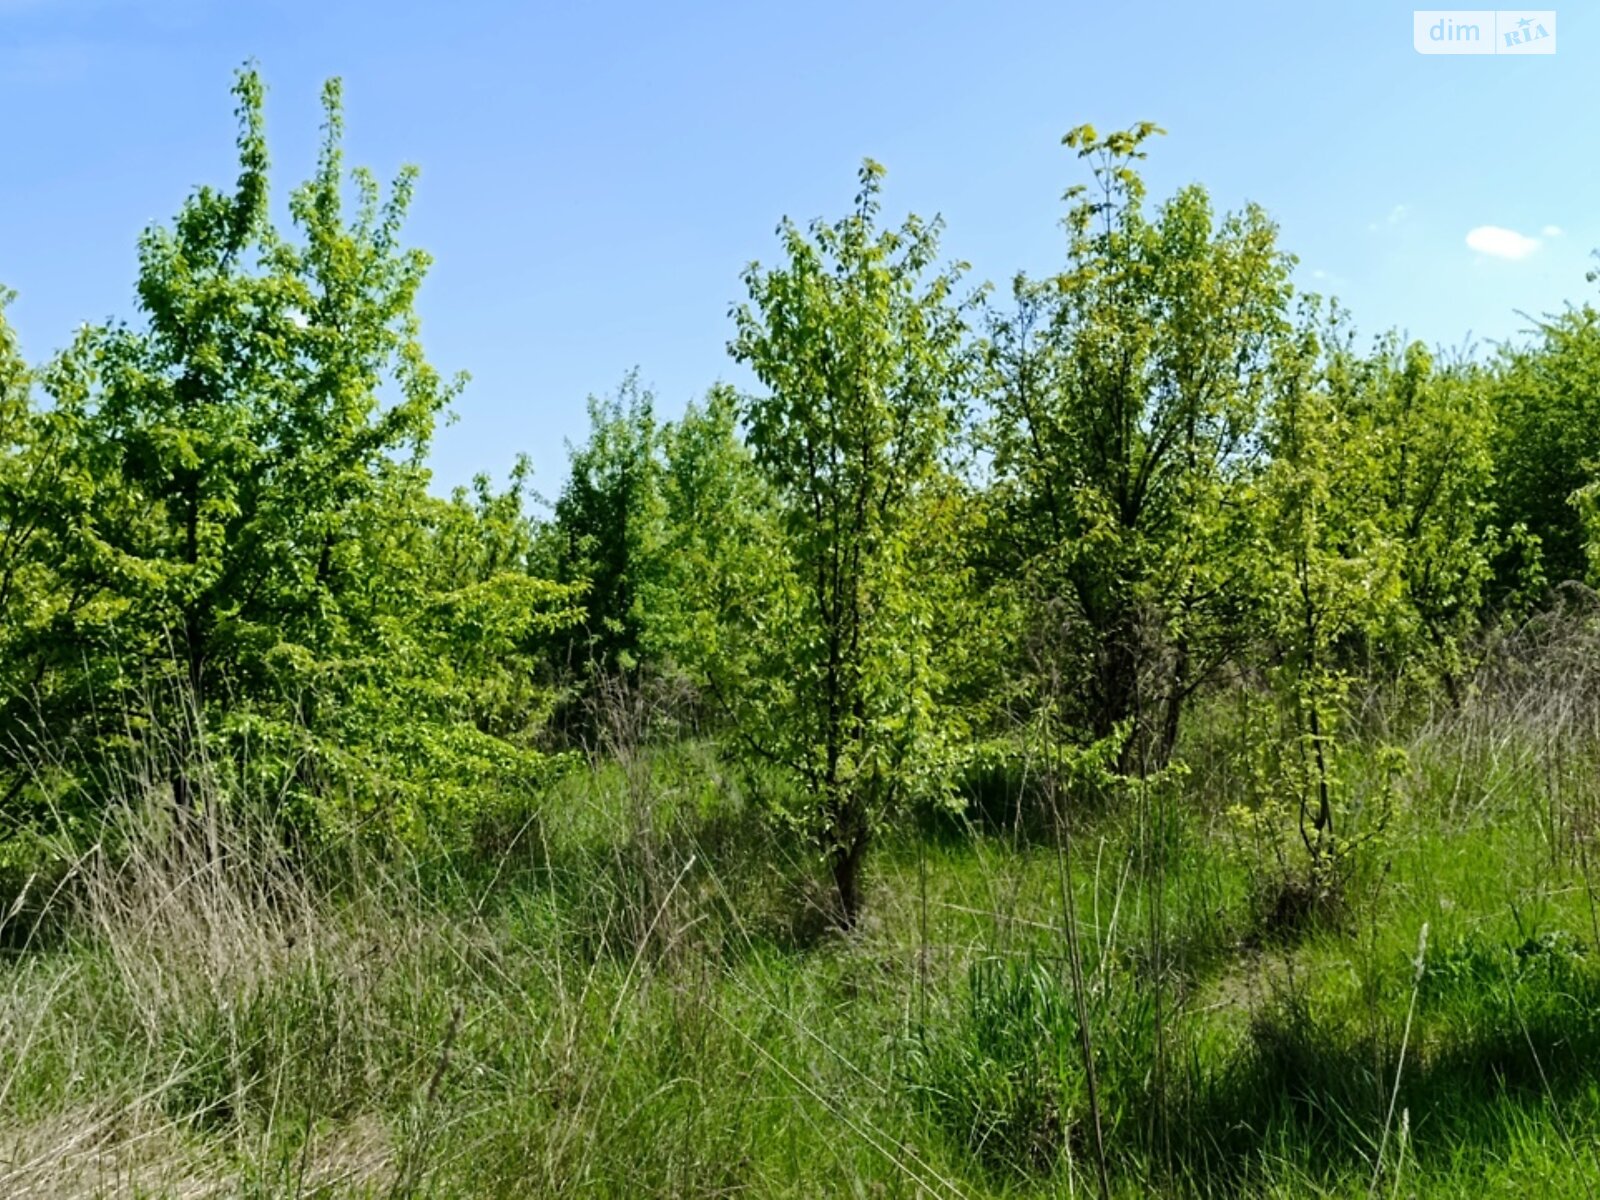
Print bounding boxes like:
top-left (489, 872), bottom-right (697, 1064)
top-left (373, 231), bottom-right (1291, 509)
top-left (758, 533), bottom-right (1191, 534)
top-left (7, 70), bottom-right (1600, 1196)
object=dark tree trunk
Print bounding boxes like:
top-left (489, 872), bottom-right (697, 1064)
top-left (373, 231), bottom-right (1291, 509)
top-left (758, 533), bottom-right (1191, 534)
top-left (828, 814), bottom-right (871, 931)
top-left (1093, 624), bottom-right (1140, 742)
top-left (1153, 640), bottom-right (1189, 770)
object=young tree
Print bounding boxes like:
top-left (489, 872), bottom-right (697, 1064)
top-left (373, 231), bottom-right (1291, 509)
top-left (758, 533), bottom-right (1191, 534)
top-left (1366, 340), bottom-right (1498, 700)
top-left (730, 161), bottom-right (979, 927)
top-left (545, 374), bottom-right (666, 677)
top-left (0, 292), bottom-right (40, 693)
top-left (1257, 304), bottom-right (1404, 886)
top-left (303, 464), bottom-right (579, 837)
top-left (641, 384), bottom-right (776, 699)
top-left (0, 294), bottom-right (70, 808)
top-left (45, 69), bottom-right (462, 814)
top-left (3, 69), bottom-right (578, 840)
top-left (986, 123), bottom-right (1294, 767)
top-left (1491, 306), bottom-right (1600, 587)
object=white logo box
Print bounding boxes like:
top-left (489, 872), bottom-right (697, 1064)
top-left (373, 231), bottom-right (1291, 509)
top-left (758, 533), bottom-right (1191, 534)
top-left (1414, 10), bottom-right (1556, 54)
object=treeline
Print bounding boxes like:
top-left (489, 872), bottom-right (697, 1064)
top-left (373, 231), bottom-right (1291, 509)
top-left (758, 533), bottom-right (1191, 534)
top-left (4, 73), bottom-right (1599, 926)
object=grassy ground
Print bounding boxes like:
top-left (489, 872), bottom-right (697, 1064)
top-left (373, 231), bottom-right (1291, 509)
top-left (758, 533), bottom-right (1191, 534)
top-left (5, 664), bottom-right (1600, 1196)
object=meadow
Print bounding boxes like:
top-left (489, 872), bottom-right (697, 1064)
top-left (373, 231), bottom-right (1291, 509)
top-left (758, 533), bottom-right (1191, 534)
top-left (3, 608), bottom-right (1600, 1198)
top-left (7, 69), bottom-right (1600, 1197)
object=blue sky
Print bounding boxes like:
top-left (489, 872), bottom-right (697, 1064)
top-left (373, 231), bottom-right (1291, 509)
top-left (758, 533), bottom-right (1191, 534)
top-left (1, 1), bottom-right (1596, 493)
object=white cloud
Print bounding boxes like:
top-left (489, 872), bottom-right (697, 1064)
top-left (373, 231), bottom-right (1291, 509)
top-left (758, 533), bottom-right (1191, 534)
top-left (1367, 204), bottom-right (1410, 233)
top-left (1542, 224), bottom-right (1565, 238)
top-left (1465, 225), bottom-right (1542, 261)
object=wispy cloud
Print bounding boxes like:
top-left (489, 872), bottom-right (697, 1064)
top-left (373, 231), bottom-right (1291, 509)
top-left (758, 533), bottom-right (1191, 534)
top-left (1367, 204), bottom-right (1410, 233)
top-left (1542, 224), bottom-right (1565, 238)
top-left (1465, 225), bottom-right (1542, 261)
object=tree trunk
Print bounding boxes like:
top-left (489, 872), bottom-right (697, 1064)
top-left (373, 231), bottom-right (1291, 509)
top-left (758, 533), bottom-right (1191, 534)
top-left (829, 818), bottom-right (870, 931)
top-left (1094, 615), bottom-right (1141, 745)
top-left (1154, 639), bottom-right (1189, 770)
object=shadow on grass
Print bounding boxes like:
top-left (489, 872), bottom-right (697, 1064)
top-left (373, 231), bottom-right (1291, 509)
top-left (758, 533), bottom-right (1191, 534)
top-left (1154, 928), bottom-right (1600, 1194)
top-left (441, 786), bottom-right (841, 968)
top-left (915, 751), bottom-right (1127, 849)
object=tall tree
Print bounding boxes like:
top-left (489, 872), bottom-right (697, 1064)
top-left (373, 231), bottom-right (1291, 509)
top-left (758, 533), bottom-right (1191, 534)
top-left (3, 69), bottom-right (578, 840)
top-left (730, 161), bottom-right (978, 927)
top-left (60, 70), bottom-right (459, 812)
top-left (987, 123), bottom-right (1293, 766)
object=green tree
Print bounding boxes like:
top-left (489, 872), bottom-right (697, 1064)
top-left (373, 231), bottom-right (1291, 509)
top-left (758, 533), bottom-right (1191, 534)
top-left (0, 307), bottom-right (178, 828)
top-left (987, 123), bottom-right (1293, 767)
top-left (1257, 304), bottom-right (1404, 885)
top-left (61, 70), bottom-right (456, 813)
top-left (290, 465), bottom-right (578, 839)
top-left (1365, 340), bottom-right (1498, 700)
top-left (642, 384), bottom-right (776, 702)
top-left (3, 69), bottom-right (578, 840)
top-left (730, 161), bottom-right (979, 927)
top-left (1491, 306), bottom-right (1600, 587)
top-left (0, 292), bottom-right (40, 710)
top-left (540, 379), bottom-right (779, 738)
top-left (545, 374), bottom-right (665, 678)
top-left (0, 293), bottom-right (71, 816)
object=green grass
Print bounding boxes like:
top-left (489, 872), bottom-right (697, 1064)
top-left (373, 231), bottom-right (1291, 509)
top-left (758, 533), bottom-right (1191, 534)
top-left (6, 689), bottom-right (1600, 1197)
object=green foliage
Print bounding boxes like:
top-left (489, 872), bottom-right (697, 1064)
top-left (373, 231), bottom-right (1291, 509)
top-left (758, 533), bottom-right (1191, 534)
top-left (1253, 303), bottom-right (1406, 885)
top-left (0, 292), bottom-right (56, 757)
top-left (728, 160), bottom-right (980, 924)
top-left (0, 70), bottom-right (579, 842)
top-left (545, 374), bottom-right (665, 675)
top-left (986, 123), bottom-right (1295, 766)
top-left (5, 88), bottom-right (1571, 905)
top-left (642, 384), bottom-right (776, 690)
top-left (540, 377), bottom-right (778, 745)
top-left (1494, 306), bottom-right (1600, 586)
top-left (1365, 340), bottom-right (1500, 693)
top-left (15, 81), bottom-right (1600, 1200)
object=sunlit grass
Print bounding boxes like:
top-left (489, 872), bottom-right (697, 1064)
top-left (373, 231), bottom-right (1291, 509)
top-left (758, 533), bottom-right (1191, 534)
top-left (5, 668), bottom-right (1600, 1197)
